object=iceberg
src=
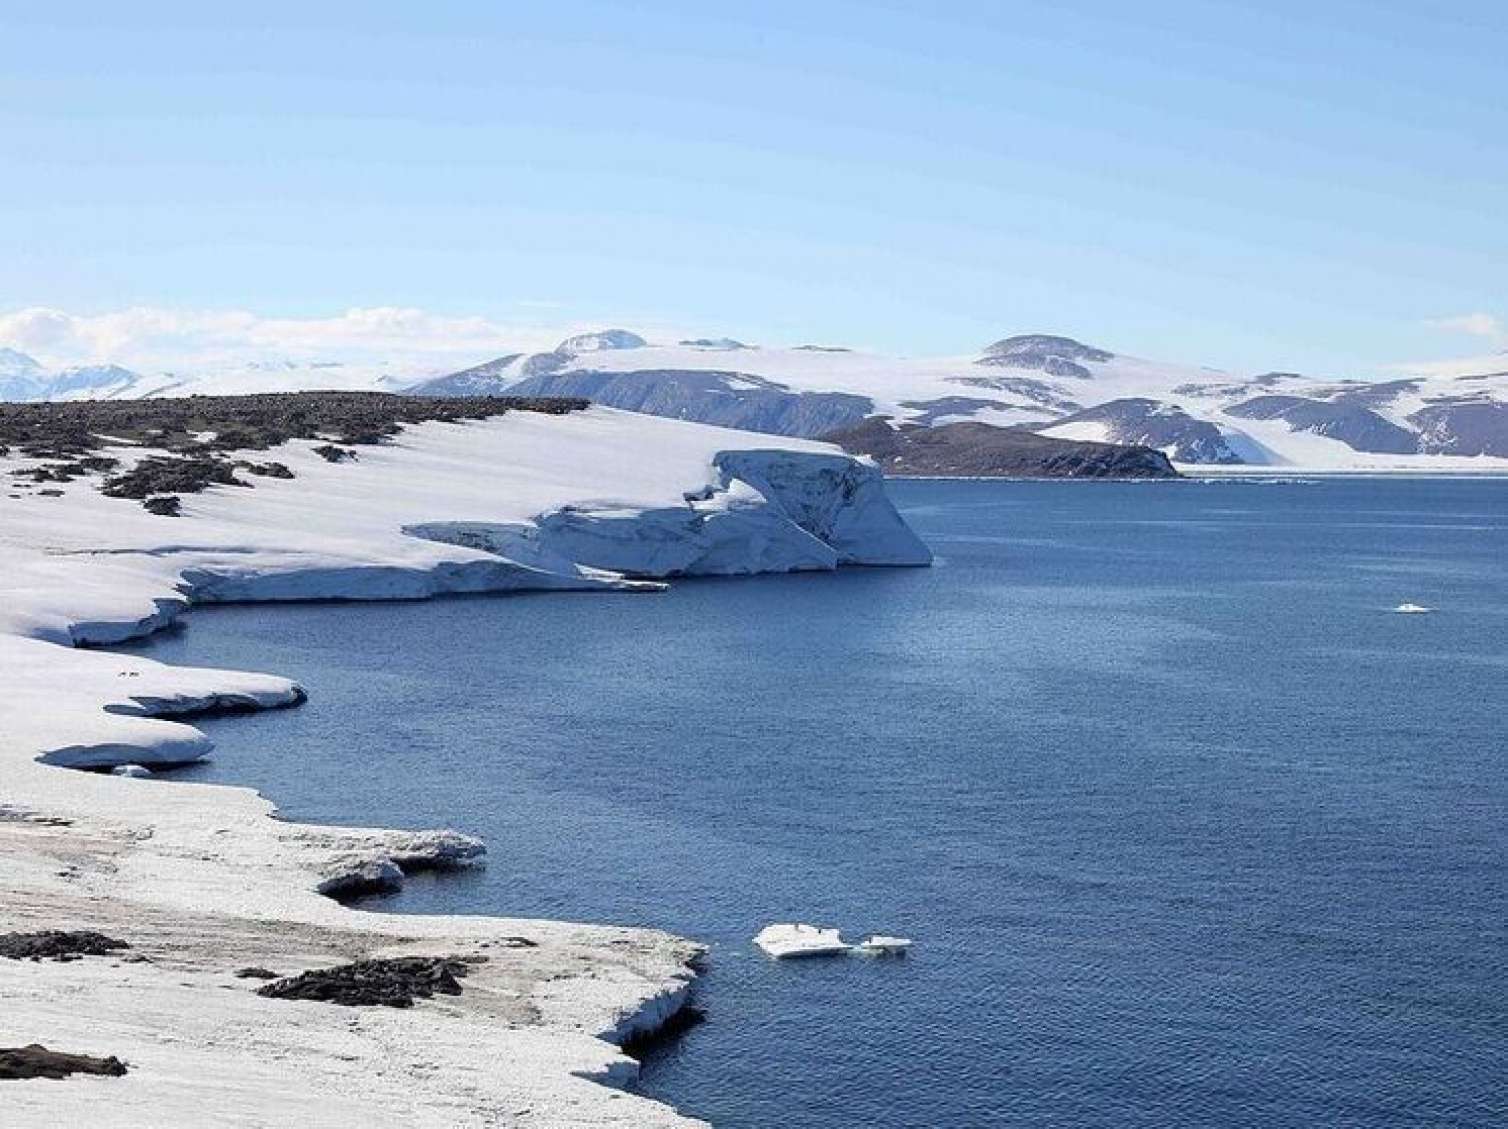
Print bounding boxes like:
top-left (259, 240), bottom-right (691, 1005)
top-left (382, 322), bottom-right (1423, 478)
top-left (855, 935), bottom-right (913, 956)
top-left (754, 923), bottom-right (851, 959)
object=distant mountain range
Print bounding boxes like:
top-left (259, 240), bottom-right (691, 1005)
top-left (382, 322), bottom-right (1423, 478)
top-left (4, 331), bottom-right (1506, 470)
top-left (0, 349), bottom-right (410, 402)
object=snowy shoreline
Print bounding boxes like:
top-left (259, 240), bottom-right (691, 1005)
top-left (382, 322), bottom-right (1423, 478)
top-left (1, 406), bottom-right (929, 1126)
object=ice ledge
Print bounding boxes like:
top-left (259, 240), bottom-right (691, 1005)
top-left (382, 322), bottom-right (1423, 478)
top-left (407, 446), bottom-right (932, 579)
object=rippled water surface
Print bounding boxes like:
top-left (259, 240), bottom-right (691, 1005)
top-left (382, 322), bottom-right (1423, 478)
top-left (120, 478), bottom-right (1508, 1128)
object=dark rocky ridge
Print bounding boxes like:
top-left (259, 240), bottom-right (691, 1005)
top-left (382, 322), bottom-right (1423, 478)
top-left (827, 417), bottom-right (1179, 478)
top-left (1, 392), bottom-right (589, 512)
top-left (0, 391), bottom-right (588, 459)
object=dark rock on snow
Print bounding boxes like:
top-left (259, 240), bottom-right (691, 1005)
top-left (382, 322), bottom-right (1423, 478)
top-left (255, 956), bottom-right (480, 1008)
top-left (0, 391), bottom-right (588, 461)
top-left (103, 456), bottom-right (246, 500)
top-left (0, 1044), bottom-right (128, 1081)
top-left (0, 930), bottom-right (130, 961)
top-left (1, 392), bottom-right (589, 511)
top-left (141, 494), bottom-right (182, 517)
top-left (312, 444), bottom-right (357, 463)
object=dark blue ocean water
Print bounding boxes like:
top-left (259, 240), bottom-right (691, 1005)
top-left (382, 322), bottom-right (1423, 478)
top-left (117, 478), bottom-right (1507, 1128)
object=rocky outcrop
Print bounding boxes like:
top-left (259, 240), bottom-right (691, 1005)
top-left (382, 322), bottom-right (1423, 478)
top-left (1039, 398), bottom-right (1241, 463)
top-left (255, 956), bottom-right (477, 1008)
top-left (828, 417), bottom-right (1179, 478)
top-left (1410, 399), bottom-right (1508, 457)
top-left (1, 1045), bottom-right (128, 1080)
top-left (0, 930), bottom-right (129, 961)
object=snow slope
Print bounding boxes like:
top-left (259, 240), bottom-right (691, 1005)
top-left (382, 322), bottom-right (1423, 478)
top-left (0, 406), bottom-right (928, 1127)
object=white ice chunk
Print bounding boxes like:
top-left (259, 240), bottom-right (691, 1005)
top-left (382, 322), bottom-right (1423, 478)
top-left (855, 935), bottom-right (913, 955)
top-left (753, 923), bottom-right (850, 959)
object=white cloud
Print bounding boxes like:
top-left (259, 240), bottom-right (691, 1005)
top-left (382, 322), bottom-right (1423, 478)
top-left (1425, 312), bottom-right (1505, 341)
top-left (0, 305), bottom-right (668, 376)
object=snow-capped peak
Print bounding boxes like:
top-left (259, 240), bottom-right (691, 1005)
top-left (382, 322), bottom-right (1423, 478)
top-left (556, 329), bottom-right (647, 354)
top-left (976, 334), bottom-right (1115, 377)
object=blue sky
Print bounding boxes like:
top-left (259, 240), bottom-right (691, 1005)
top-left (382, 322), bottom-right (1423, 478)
top-left (2, 1), bottom-right (1504, 373)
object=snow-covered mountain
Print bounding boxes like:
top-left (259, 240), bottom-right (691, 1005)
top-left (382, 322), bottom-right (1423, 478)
top-left (6, 332), bottom-right (1508, 470)
top-left (409, 331), bottom-right (1508, 470)
top-left (0, 347), bottom-right (49, 400)
top-left (0, 351), bottom-right (414, 402)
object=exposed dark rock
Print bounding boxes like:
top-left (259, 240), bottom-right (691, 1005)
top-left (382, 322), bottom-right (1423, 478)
top-left (236, 460), bottom-right (294, 479)
top-left (103, 456), bottom-right (246, 499)
top-left (1325, 379), bottom-right (1421, 409)
top-left (827, 417), bottom-right (1179, 478)
top-left (0, 1044), bottom-right (128, 1081)
top-left (255, 956), bottom-right (478, 1008)
top-left (0, 392), bottom-right (588, 460)
top-left (0, 930), bottom-right (130, 961)
top-left (141, 495), bottom-right (182, 517)
top-left (234, 966), bottom-right (280, 979)
top-left (2, 395), bottom-right (587, 514)
top-left (1040, 398), bottom-right (1239, 463)
top-left (1409, 399), bottom-right (1508, 457)
top-left (14, 455), bottom-right (122, 484)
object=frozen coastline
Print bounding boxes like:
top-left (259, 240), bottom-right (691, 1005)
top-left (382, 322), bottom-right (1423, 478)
top-left (0, 405), bottom-right (929, 1126)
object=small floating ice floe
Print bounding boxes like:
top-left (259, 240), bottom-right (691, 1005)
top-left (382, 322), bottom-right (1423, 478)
top-left (754, 923), bottom-right (850, 959)
top-left (1393, 603), bottom-right (1434, 614)
top-left (110, 764), bottom-right (152, 779)
top-left (855, 934), bottom-right (913, 956)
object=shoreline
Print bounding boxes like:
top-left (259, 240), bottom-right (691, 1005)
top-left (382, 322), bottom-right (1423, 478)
top-left (2, 408), bottom-right (932, 1126)
top-left (3, 593), bottom-right (713, 1129)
